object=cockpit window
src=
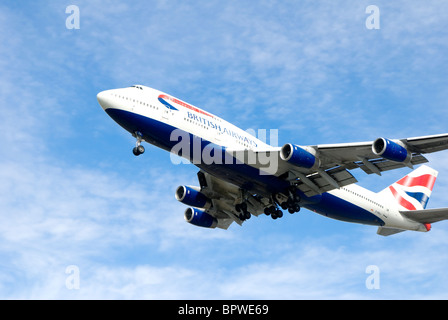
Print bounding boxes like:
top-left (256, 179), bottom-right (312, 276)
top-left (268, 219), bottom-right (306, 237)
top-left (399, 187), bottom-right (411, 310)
top-left (130, 85), bottom-right (143, 90)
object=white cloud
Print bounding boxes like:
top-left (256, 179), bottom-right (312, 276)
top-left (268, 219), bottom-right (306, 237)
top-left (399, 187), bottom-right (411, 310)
top-left (7, 229), bottom-right (448, 299)
top-left (0, 151), bottom-right (236, 298)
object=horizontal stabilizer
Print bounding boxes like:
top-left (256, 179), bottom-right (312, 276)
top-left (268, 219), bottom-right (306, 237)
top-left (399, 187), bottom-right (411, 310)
top-left (400, 207), bottom-right (448, 224)
top-left (377, 227), bottom-right (406, 236)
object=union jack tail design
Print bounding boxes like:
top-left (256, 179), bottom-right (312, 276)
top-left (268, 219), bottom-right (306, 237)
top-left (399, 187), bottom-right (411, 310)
top-left (379, 165), bottom-right (438, 211)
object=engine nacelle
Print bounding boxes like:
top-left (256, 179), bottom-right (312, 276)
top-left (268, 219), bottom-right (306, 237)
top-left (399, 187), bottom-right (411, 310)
top-left (280, 144), bottom-right (320, 170)
top-left (372, 138), bottom-right (411, 163)
top-left (175, 185), bottom-right (211, 209)
top-left (184, 208), bottom-right (217, 228)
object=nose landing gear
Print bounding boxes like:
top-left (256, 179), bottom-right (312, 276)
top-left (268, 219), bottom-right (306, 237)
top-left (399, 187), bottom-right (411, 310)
top-left (133, 145), bottom-right (145, 156)
top-left (132, 131), bottom-right (145, 156)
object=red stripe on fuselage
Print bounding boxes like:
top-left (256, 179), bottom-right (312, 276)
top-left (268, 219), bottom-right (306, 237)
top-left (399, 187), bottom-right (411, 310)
top-left (159, 94), bottom-right (214, 118)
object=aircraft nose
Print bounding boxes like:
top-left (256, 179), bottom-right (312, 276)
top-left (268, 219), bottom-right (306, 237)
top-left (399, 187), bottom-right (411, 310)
top-left (97, 90), bottom-right (110, 110)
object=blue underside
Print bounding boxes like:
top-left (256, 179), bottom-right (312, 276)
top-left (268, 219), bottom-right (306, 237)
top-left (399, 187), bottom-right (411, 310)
top-left (105, 108), bottom-right (384, 227)
top-left (306, 193), bottom-right (384, 226)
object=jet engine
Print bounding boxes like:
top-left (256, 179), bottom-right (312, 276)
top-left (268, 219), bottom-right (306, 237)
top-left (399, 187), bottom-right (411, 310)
top-left (175, 185), bottom-right (211, 209)
top-left (280, 144), bottom-right (320, 170)
top-left (372, 138), bottom-right (411, 163)
top-left (184, 207), bottom-right (217, 228)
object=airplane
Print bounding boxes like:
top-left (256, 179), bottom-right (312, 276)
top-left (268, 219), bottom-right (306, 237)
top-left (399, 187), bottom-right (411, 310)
top-left (97, 85), bottom-right (448, 236)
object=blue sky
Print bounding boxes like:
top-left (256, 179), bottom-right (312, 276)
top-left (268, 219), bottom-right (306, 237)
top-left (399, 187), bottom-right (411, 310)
top-left (1, 0), bottom-right (448, 299)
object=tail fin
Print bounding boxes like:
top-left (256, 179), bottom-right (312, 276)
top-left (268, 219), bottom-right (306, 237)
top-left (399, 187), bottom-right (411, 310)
top-left (378, 165), bottom-right (438, 211)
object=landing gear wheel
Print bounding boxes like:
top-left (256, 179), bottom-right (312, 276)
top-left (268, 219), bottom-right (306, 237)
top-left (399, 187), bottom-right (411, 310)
top-left (237, 202), bottom-right (251, 221)
top-left (287, 203), bottom-right (301, 213)
top-left (271, 210), bottom-right (282, 219)
top-left (275, 209), bottom-right (283, 218)
top-left (239, 211), bottom-right (251, 221)
top-left (284, 189), bottom-right (301, 214)
top-left (132, 145), bottom-right (145, 156)
top-left (132, 131), bottom-right (145, 156)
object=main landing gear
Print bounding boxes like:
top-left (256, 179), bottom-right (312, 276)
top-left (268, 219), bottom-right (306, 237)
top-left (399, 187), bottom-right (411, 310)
top-left (235, 202), bottom-right (251, 221)
top-left (132, 131), bottom-right (145, 156)
top-left (265, 189), bottom-right (301, 220)
top-left (281, 191), bottom-right (301, 214)
top-left (264, 205), bottom-right (283, 220)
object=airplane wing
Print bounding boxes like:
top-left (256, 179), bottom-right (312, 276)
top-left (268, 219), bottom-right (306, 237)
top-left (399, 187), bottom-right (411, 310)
top-left (237, 133), bottom-right (448, 197)
top-left (400, 208), bottom-right (448, 224)
top-left (315, 133), bottom-right (448, 174)
top-left (195, 170), bottom-right (269, 229)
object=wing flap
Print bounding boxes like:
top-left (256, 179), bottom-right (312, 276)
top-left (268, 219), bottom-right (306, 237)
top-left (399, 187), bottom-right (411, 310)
top-left (294, 167), bottom-right (358, 197)
top-left (356, 154), bottom-right (428, 175)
